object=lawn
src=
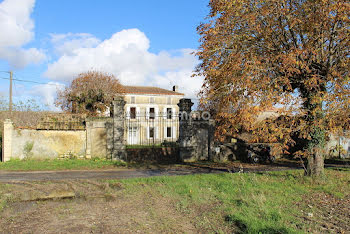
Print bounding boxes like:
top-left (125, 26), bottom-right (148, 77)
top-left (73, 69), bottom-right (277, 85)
top-left (116, 168), bottom-right (350, 233)
top-left (0, 158), bottom-right (127, 171)
top-left (0, 168), bottom-right (349, 233)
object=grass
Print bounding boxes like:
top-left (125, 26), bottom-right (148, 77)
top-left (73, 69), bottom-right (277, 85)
top-left (0, 158), bottom-right (127, 171)
top-left (0, 168), bottom-right (349, 232)
top-left (110, 168), bottom-right (350, 233)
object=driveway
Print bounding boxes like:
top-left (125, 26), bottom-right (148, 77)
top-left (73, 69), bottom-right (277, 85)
top-left (0, 162), bottom-right (346, 182)
top-left (0, 167), bottom-right (222, 182)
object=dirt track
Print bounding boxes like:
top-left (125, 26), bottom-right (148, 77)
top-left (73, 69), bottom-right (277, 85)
top-left (0, 161), bottom-right (347, 182)
top-left (0, 167), bottom-right (223, 182)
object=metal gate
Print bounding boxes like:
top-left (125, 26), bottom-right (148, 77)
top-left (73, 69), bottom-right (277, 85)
top-left (124, 111), bottom-right (179, 147)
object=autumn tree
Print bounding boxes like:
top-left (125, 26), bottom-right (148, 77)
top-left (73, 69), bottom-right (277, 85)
top-left (56, 71), bottom-right (124, 116)
top-left (195, 0), bottom-right (349, 176)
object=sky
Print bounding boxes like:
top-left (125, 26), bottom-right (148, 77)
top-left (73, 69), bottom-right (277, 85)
top-left (0, 0), bottom-right (210, 110)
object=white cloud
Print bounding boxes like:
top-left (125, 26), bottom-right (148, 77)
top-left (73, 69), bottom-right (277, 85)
top-left (44, 29), bottom-right (203, 98)
top-left (0, 0), bottom-right (46, 68)
top-left (50, 33), bottom-right (101, 56)
top-left (152, 70), bottom-right (203, 100)
top-left (0, 47), bottom-right (46, 68)
top-left (30, 82), bottom-right (65, 111)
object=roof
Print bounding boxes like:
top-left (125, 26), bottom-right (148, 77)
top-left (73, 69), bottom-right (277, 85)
top-left (122, 85), bottom-right (184, 96)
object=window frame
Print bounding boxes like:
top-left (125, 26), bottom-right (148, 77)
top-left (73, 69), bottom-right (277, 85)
top-left (166, 108), bottom-right (172, 119)
top-left (166, 127), bottom-right (172, 138)
top-left (130, 107), bottom-right (136, 119)
top-left (149, 107), bottom-right (155, 120)
top-left (149, 127), bottom-right (155, 138)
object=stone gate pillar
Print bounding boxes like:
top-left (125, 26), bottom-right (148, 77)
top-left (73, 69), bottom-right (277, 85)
top-left (2, 119), bottom-right (13, 162)
top-left (112, 96), bottom-right (126, 161)
top-left (178, 99), bottom-right (215, 162)
top-left (178, 98), bottom-right (195, 162)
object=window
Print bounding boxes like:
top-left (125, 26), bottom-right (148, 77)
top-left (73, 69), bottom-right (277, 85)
top-left (166, 127), bottom-right (172, 138)
top-left (130, 96), bottom-right (135, 104)
top-left (130, 107), bottom-right (136, 119)
top-left (149, 108), bottom-right (155, 119)
top-left (149, 127), bottom-right (154, 138)
top-left (167, 108), bottom-right (172, 119)
top-left (149, 97), bottom-right (155, 104)
top-left (167, 97), bottom-right (171, 105)
top-left (128, 127), bottom-right (138, 144)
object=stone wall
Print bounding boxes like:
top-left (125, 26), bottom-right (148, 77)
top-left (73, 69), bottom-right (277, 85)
top-left (86, 118), bottom-right (113, 159)
top-left (125, 147), bottom-right (179, 163)
top-left (177, 99), bottom-right (215, 162)
top-left (2, 97), bottom-right (217, 163)
top-left (1, 118), bottom-right (113, 162)
top-left (2, 119), bottom-right (86, 161)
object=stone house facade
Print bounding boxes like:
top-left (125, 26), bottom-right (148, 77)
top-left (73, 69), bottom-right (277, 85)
top-left (122, 85), bottom-right (184, 145)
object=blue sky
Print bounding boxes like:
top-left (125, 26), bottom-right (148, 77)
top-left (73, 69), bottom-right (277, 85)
top-left (0, 0), bottom-right (209, 109)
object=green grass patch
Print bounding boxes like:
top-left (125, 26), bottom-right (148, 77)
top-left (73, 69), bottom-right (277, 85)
top-left (108, 169), bottom-right (350, 233)
top-left (0, 158), bottom-right (127, 171)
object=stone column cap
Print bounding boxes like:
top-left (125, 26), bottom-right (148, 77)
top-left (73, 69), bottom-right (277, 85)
top-left (178, 98), bottom-right (194, 113)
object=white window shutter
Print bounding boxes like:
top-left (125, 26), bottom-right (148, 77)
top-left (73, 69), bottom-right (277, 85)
top-left (172, 107), bottom-right (176, 120)
top-left (146, 126), bottom-right (149, 139)
top-left (163, 107), bottom-right (167, 119)
top-left (136, 107), bottom-right (140, 119)
top-left (173, 126), bottom-right (177, 139)
top-left (126, 106), bottom-right (130, 119)
top-left (146, 108), bottom-right (150, 119)
top-left (155, 107), bottom-right (159, 119)
top-left (155, 127), bottom-right (158, 139)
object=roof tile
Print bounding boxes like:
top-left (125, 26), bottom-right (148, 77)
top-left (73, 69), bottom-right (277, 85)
top-left (122, 86), bottom-right (184, 96)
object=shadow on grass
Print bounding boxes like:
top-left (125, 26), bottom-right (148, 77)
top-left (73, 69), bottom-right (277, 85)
top-left (326, 166), bottom-right (350, 172)
top-left (225, 214), bottom-right (290, 234)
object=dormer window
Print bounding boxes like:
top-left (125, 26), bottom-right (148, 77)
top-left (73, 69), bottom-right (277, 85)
top-left (131, 96), bottom-right (135, 104)
top-left (167, 97), bottom-right (171, 105)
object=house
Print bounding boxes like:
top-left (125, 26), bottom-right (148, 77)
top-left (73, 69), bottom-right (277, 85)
top-left (122, 85), bottom-right (184, 145)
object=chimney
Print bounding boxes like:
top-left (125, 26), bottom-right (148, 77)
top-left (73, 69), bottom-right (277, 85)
top-left (172, 85), bottom-right (179, 92)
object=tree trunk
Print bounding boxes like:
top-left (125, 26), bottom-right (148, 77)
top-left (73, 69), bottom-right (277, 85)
top-left (306, 147), bottom-right (324, 177)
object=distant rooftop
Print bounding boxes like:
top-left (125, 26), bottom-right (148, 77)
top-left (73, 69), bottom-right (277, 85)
top-left (122, 85), bottom-right (184, 96)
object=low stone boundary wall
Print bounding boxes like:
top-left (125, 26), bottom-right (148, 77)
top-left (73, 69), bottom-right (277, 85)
top-left (2, 119), bottom-right (86, 161)
top-left (1, 118), bottom-right (113, 162)
top-left (125, 147), bottom-right (179, 163)
top-left (212, 142), bottom-right (284, 162)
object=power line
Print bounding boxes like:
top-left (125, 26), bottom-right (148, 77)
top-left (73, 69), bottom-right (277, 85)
top-left (9, 71), bottom-right (13, 114)
top-left (0, 76), bottom-right (65, 87)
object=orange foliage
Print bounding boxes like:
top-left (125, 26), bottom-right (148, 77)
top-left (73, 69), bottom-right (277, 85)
top-left (195, 0), bottom-right (349, 175)
top-left (56, 71), bottom-right (124, 116)
top-left (195, 0), bottom-right (349, 144)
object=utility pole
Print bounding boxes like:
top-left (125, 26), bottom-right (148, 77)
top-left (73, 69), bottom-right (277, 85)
top-left (9, 71), bottom-right (13, 116)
